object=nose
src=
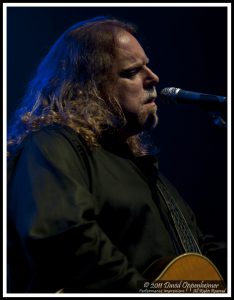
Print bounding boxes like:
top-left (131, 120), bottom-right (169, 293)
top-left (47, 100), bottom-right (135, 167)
top-left (144, 66), bottom-right (160, 87)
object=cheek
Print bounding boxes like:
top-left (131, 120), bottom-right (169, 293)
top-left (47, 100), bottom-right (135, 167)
top-left (123, 80), bottom-right (142, 95)
top-left (116, 81), bottom-right (143, 110)
top-left (118, 92), bottom-right (141, 114)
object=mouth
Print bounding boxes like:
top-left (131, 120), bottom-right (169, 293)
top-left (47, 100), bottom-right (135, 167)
top-left (144, 87), bottom-right (157, 105)
top-left (145, 97), bottom-right (156, 105)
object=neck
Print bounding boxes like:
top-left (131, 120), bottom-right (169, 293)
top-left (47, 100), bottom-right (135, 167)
top-left (118, 126), bottom-right (142, 142)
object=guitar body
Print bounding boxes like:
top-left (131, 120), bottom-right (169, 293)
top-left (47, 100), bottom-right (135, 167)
top-left (57, 253), bottom-right (225, 293)
top-left (143, 252), bottom-right (224, 282)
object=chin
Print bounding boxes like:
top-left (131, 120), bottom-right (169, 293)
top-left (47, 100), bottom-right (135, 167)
top-left (142, 112), bottom-right (158, 131)
top-left (124, 111), bottom-right (158, 136)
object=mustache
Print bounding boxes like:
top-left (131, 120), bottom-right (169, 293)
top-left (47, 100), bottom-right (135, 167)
top-left (145, 86), bottom-right (157, 99)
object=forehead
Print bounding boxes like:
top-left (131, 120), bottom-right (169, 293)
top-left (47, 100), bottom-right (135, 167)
top-left (114, 30), bottom-right (148, 66)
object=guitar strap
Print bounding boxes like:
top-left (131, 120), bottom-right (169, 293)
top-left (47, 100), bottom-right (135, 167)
top-left (157, 177), bottom-right (202, 254)
top-left (63, 125), bottom-right (201, 255)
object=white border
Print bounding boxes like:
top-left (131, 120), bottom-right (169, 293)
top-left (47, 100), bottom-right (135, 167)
top-left (227, 3), bottom-right (232, 297)
top-left (3, 3), bottom-right (8, 298)
top-left (2, 2), bottom-right (232, 7)
top-left (3, 2), bottom-right (232, 298)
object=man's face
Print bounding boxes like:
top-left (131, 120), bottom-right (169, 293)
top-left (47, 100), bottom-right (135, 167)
top-left (112, 30), bottom-right (159, 137)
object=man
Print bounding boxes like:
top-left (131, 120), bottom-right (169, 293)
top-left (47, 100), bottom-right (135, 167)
top-left (7, 16), bottom-right (226, 293)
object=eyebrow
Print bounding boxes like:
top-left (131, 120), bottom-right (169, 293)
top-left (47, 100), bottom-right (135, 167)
top-left (122, 56), bottom-right (150, 70)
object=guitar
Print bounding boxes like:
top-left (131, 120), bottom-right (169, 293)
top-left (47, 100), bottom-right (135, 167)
top-left (57, 253), bottom-right (226, 293)
top-left (143, 252), bottom-right (224, 281)
top-left (142, 252), bottom-right (226, 292)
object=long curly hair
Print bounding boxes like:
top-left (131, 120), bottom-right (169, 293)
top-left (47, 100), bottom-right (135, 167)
top-left (7, 16), bottom-right (147, 157)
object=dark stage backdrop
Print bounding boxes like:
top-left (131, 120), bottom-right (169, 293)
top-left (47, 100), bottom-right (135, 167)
top-left (7, 6), bottom-right (228, 240)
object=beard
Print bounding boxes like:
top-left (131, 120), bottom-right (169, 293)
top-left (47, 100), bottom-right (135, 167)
top-left (139, 104), bottom-right (158, 131)
top-left (123, 104), bottom-right (158, 137)
top-left (141, 86), bottom-right (158, 130)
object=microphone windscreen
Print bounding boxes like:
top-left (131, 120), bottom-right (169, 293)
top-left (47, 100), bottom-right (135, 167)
top-left (159, 87), bottom-right (181, 103)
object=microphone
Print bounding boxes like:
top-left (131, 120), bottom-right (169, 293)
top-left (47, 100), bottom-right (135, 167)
top-left (160, 87), bottom-right (227, 107)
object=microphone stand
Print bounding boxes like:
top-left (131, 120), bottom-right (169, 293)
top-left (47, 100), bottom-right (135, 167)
top-left (208, 111), bottom-right (227, 129)
top-left (199, 102), bottom-right (227, 129)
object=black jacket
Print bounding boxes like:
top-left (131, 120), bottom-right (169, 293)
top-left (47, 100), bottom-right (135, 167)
top-left (7, 124), bottom-right (227, 293)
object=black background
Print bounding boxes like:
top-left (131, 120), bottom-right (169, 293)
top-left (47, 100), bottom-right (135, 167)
top-left (7, 5), bottom-right (228, 241)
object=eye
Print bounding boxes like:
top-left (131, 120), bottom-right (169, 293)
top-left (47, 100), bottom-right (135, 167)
top-left (119, 67), bottom-right (142, 79)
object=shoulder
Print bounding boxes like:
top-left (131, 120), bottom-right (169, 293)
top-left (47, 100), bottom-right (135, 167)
top-left (29, 123), bottom-right (84, 145)
top-left (27, 124), bottom-right (89, 155)
top-left (8, 124), bottom-right (91, 186)
top-left (15, 124), bottom-right (91, 171)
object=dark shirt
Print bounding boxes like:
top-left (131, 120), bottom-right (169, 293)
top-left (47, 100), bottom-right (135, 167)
top-left (7, 124), bottom-right (227, 293)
